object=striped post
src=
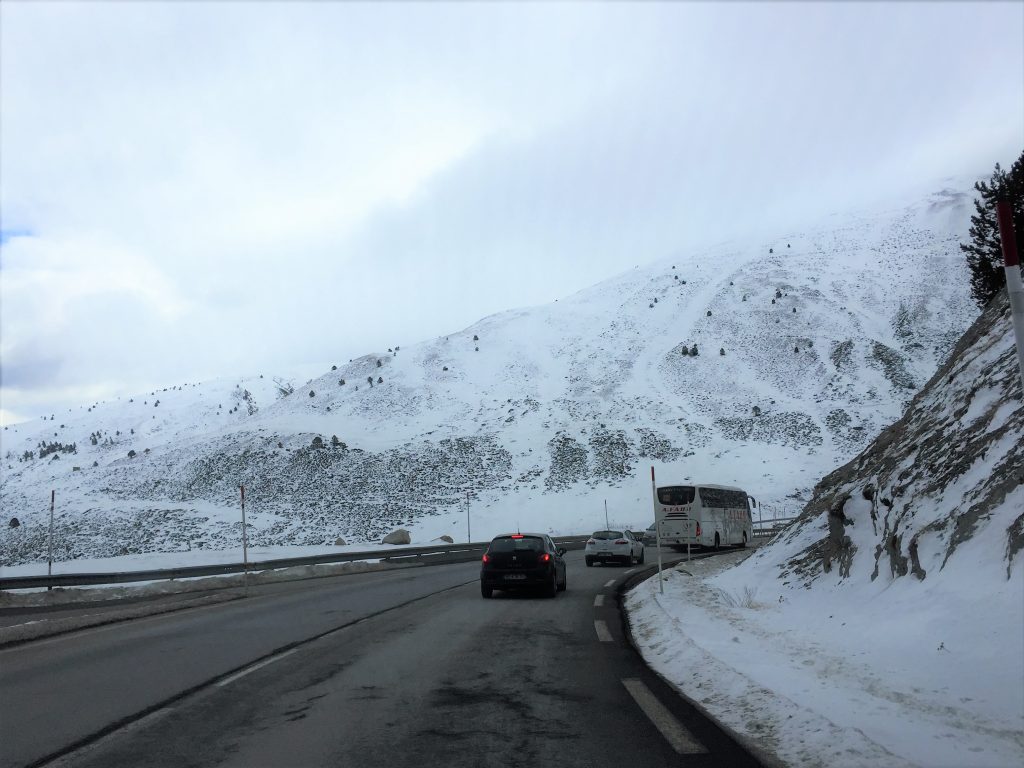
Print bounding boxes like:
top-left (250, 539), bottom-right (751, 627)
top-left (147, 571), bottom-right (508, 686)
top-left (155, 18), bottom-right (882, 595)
top-left (996, 200), bottom-right (1024, 394)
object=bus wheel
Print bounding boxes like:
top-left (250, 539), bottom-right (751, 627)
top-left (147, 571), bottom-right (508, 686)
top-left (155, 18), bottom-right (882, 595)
top-left (714, 533), bottom-right (721, 550)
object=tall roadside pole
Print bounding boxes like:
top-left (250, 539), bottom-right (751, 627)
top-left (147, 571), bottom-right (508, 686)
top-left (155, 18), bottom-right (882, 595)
top-left (650, 467), bottom-right (663, 594)
top-left (466, 490), bottom-right (471, 544)
top-left (996, 199), bottom-right (1024, 393)
top-left (47, 490), bottom-right (55, 590)
top-left (240, 485), bottom-right (250, 594)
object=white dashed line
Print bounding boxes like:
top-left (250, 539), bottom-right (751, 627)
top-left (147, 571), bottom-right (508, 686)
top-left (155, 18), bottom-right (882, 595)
top-left (604, 579), bottom-right (616, 588)
top-left (216, 648), bottom-right (299, 687)
top-left (593, 594), bottom-right (605, 607)
top-left (621, 678), bottom-right (707, 754)
top-left (594, 620), bottom-right (614, 642)
top-left (624, 568), bottom-right (636, 575)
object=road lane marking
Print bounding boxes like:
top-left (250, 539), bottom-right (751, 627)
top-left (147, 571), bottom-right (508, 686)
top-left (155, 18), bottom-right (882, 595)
top-left (621, 678), bottom-right (707, 754)
top-left (625, 568), bottom-right (636, 575)
top-left (594, 620), bottom-right (613, 642)
top-left (216, 647), bottom-right (299, 687)
top-left (593, 594), bottom-right (605, 607)
top-left (604, 579), bottom-right (616, 588)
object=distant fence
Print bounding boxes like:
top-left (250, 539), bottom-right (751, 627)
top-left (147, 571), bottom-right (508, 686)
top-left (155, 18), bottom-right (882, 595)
top-left (0, 536), bottom-right (592, 591)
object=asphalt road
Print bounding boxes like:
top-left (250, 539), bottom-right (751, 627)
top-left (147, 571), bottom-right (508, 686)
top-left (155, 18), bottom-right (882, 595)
top-left (0, 548), bottom-right (761, 768)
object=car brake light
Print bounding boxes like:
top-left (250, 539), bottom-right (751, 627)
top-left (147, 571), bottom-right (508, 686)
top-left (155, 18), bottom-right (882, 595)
top-left (614, 539), bottom-right (627, 545)
top-left (540, 553), bottom-right (551, 563)
top-left (511, 534), bottom-right (524, 539)
top-left (482, 553), bottom-right (489, 563)
top-left (586, 539), bottom-right (596, 545)
top-left (695, 524), bottom-right (701, 537)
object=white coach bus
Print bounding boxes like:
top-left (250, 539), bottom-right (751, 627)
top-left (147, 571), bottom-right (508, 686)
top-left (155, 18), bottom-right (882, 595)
top-left (653, 484), bottom-right (755, 549)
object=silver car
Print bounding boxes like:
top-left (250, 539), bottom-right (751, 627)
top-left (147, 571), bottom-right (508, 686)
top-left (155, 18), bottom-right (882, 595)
top-left (584, 529), bottom-right (645, 567)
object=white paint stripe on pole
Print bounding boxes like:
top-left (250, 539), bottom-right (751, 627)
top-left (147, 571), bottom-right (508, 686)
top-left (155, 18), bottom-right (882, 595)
top-left (604, 579), bottom-right (616, 588)
top-left (216, 648), bottom-right (299, 687)
top-left (594, 594), bottom-right (605, 607)
top-left (621, 678), bottom-right (707, 754)
top-left (594, 620), bottom-right (614, 642)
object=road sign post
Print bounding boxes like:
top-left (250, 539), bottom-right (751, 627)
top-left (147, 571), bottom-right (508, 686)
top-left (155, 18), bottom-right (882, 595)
top-left (466, 490), bottom-right (471, 544)
top-left (47, 490), bottom-right (55, 590)
top-left (240, 485), bottom-right (249, 594)
top-left (651, 467), bottom-right (663, 594)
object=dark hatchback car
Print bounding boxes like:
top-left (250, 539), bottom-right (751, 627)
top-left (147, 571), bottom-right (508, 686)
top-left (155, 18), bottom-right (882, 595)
top-left (480, 533), bottom-right (567, 598)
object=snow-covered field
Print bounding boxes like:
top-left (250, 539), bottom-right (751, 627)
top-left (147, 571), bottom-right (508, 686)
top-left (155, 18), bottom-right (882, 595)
top-left (626, 549), bottom-right (1023, 768)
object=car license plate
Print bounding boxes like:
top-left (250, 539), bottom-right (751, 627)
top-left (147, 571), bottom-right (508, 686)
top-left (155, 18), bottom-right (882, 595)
top-left (504, 574), bottom-right (527, 580)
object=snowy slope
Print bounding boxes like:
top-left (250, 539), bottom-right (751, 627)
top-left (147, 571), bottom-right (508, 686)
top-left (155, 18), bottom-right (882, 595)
top-left (1, 183), bottom-right (979, 565)
top-left (626, 288), bottom-right (1023, 768)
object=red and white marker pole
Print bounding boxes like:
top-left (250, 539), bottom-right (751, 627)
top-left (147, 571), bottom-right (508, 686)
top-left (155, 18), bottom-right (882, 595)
top-left (996, 200), bottom-right (1024, 394)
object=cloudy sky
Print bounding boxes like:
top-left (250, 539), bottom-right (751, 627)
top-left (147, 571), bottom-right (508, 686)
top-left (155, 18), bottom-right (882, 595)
top-left (1, 1), bottom-right (1022, 426)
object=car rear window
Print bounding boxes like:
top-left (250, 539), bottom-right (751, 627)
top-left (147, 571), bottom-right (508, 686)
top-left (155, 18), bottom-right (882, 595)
top-left (488, 536), bottom-right (545, 553)
top-left (591, 530), bottom-right (623, 540)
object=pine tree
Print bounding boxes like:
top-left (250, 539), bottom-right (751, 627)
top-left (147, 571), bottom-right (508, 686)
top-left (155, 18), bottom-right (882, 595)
top-left (961, 151), bottom-right (1024, 308)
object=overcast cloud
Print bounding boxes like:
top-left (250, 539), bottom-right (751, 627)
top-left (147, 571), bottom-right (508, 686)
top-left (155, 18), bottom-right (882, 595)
top-left (1, 1), bottom-right (1022, 425)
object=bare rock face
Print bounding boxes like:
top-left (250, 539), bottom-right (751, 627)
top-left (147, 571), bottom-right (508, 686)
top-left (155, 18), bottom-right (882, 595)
top-left (784, 289), bottom-right (1023, 585)
top-left (437, 535), bottom-right (454, 544)
top-left (334, 537), bottom-right (347, 546)
top-left (382, 529), bottom-right (411, 545)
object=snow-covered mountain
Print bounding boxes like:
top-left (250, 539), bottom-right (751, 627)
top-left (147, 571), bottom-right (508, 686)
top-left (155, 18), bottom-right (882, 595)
top-left (651, 287), bottom-right (1023, 768)
top-left (1, 184), bottom-right (980, 565)
top-left (755, 284), bottom-right (1023, 586)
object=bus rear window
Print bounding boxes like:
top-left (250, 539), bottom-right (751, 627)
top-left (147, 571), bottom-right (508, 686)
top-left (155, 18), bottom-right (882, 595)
top-left (658, 486), bottom-right (695, 505)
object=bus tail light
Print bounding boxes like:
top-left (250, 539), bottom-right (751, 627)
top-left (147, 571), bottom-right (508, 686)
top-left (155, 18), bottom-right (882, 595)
top-left (695, 524), bottom-right (701, 537)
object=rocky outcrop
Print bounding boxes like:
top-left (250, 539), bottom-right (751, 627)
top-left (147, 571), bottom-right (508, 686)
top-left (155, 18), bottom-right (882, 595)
top-left (785, 289), bottom-right (1023, 583)
top-left (382, 528), bottom-right (411, 545)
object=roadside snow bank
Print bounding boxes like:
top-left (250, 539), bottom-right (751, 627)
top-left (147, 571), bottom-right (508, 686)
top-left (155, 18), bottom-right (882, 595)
top-left (626, 551), bottom-right (1023, 768)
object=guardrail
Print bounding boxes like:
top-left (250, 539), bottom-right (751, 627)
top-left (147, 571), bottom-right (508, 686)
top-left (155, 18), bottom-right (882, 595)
top-left (752, 517), bottom-right (797, 537)
top-left (0, 536), bottom-right (592, 591)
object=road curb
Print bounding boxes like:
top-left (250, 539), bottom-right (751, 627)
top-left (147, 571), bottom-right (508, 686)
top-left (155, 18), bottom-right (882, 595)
top-left (615, 552), bottom-right (786, 768)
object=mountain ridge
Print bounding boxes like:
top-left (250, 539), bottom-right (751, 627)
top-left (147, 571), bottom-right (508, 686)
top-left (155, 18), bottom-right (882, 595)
top-left (0, 183), bottom-right (980, 564)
